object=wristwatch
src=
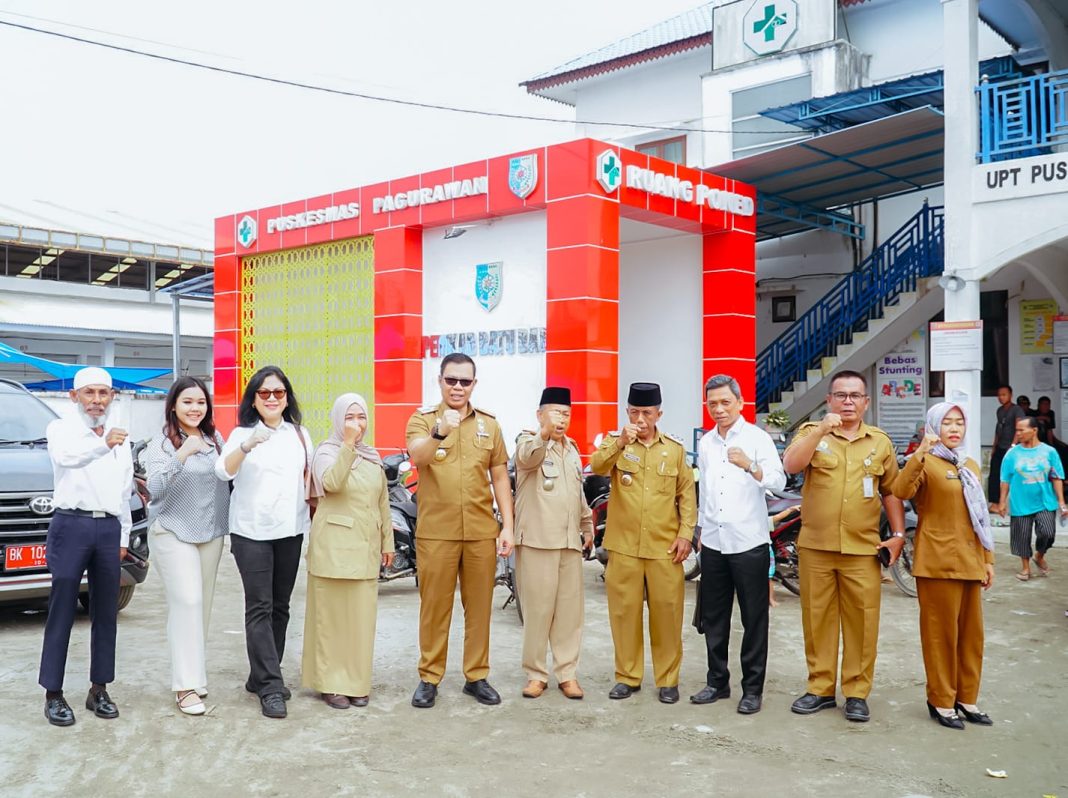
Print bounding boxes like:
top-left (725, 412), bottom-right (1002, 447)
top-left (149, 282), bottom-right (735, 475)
top-left (890, 530), bottom-right (906, 539)
top-left (747, 461), bottom-right (759, 474)
top-left (431, 424), bottom-right (447, 441)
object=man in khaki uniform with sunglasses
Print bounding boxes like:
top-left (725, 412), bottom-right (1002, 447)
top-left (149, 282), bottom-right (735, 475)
top-left (406, 353), bottom-right (514, 709)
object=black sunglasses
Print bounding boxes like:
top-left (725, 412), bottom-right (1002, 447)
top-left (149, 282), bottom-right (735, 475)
top-left (442, 377), bottom-right (474, 388)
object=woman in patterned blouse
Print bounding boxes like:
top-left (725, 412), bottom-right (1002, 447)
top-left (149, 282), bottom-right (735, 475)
top-left (145, 376), bottom-right (230, 716)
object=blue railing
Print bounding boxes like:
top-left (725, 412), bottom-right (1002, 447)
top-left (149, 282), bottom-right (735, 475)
top-left (756, 204), bottom-right (944, 412)
top-left (977, 69), bottom-right (1068, 163)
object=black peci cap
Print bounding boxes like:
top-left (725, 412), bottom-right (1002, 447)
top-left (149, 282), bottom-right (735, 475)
top-left (540, 386), bottom-right (571, 406)
top-left (627, 382), bottom-right (662, 406)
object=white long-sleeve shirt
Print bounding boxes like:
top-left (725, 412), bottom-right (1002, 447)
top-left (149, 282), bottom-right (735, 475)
top-left (46, 415), bottom-right (134, 546)
top-left (216, 421), bottom-right (312, 541)
top-left (697, 417), bottom-right (785, 554)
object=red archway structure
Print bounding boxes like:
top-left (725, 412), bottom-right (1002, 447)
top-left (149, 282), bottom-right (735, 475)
top-left (213, 138), bottom-right (756, 451)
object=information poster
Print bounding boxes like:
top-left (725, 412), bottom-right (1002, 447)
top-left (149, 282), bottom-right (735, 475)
top-left (930, 321), bottom-right (983, 371)
top-left (1021, 299), bottom-right (1058, 353)
top-left (1053, 315), bottom-right (1068, 354)
top-left (876, 331), bottom-right (927, 448)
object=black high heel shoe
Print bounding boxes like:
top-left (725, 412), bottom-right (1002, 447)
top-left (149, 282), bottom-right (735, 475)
top-left (954, 703), bottom-right (993, 725)
top-left (927, 702), bottom-right (965, 730)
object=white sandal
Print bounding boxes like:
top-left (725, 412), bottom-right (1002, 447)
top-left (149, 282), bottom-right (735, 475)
top-left (176, 690), bottom-right (206, 715)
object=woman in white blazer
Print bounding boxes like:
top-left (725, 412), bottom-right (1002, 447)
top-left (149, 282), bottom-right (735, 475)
top-left (216, 366), bottom-right (312, 720)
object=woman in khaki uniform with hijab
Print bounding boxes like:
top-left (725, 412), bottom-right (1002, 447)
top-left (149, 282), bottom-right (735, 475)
top-left (891, 402), bottom-right (995, 730)
top-left (302, 393), bottom-right (394, 709)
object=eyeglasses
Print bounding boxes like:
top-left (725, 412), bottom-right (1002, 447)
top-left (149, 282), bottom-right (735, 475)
top-left (830, 392), bottom-right (867, 403)
top-left (442, 377), bottom-right (474, 388)
top-left (256, 389), bottom-right (287, 400)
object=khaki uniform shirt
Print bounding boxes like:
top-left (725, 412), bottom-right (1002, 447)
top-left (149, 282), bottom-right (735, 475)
top-left (306, 447), bottom-right (394, 580)
top-left (789, 421), bottom-right (899, 555)
top-left (406, 403), bottom-right (508, 541)
top-left (514, 432), bottom-right (593, 551)
top-left (891, 453), bottom-right (994, 580)
top-left (590, 429), bottom-right (696, 559)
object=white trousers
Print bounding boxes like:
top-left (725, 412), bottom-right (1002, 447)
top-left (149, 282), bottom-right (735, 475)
top-left (149, 522), bottom-right (224, 692)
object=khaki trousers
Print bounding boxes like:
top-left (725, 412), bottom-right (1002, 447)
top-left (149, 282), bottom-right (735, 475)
top-left (916, 577), bottom-right (984, 708)
top-left (516, 545), bottom-right (584, 683)
top-left (798, 548), bottom-right (881, 699)
top-left (416, 538), bottom-right (497, 684)
top-left (605, 551), bottom-right (683, 688)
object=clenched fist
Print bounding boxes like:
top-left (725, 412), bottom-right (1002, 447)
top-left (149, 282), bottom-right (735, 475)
top-left (105, 428), bottom-right (128, 449)
top-left (619, 424), bottom-right (640, 446)
top-left (818, 413), bottom-right (843, 434)
top-left (438, 409), bottom-right (462, 436)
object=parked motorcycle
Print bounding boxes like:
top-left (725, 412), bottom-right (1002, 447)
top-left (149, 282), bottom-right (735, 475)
top-left (767, 489), bottom-right (802, 595)
top-left (381, 452), bottom-right (418, 583)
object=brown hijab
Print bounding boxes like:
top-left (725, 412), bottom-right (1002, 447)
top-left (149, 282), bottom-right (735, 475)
top-left (309, 393), bottom-right (382, 499)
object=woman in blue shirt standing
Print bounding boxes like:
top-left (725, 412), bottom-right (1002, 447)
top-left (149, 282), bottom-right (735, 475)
top-left (997, 416), bottom-right (1068, 581)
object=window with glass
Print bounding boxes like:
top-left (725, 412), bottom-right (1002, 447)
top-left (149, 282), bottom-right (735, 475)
top-left (636, 136), bottom-right (686, 165)
top-left (731, 74), bottom-right (812, 159)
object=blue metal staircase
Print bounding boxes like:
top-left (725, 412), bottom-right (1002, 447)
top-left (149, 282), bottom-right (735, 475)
top-left (756, 203), bottom-right (945, 412)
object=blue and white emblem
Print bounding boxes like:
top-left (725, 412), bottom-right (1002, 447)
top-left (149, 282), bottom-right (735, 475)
top-left (475, 262), bottom-right (503, 312)
top-left (508, 154), bottom-right (538, 200)
top-left (237, 215), bottom-right (257, 248)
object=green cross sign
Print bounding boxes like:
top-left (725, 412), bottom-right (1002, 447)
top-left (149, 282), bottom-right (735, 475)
top-left (602, 154), bottom-right (619, 185)
top-left (753, 4), bottom-right (787, 42)
top-left (238, 216), bottom-right (256, 247)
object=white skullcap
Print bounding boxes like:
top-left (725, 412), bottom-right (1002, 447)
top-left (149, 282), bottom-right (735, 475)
top-left (73, 367), bottom-right (113, 390)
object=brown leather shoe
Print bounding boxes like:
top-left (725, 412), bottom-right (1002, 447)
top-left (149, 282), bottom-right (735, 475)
top-left (558, 680), bottom-right (584, 700)
top-left (522, 680), bottom-right (548, 698)
top-left (322, 693), bottom-right (350, 709)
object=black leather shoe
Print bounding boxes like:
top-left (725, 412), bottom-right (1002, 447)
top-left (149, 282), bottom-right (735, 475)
top-left (608, 682), bottom-right (641, 700)
top-left (260, 693), bottom-right (287, 718)
top-left (737, 694), bottom-right (762, 715)
top-left (45, 695), bottom-right (75, 727)
top-left (929, 702), bottom-right (965, 730)
top-left (411, 681), bottom-right (437, 709)
top-left (658, 686), bottom-right (680, 704)
top-left (954, 703), bottom-right (992, 725)
top-left (791, 693), bottom-right (837, 714)
top-left (463, 679), bottom-right (502, 706)
top-left (246, 679), bottom-right (291, 700)
top-left (690, 684), bottom-right (731, 704)
top-left (85, 688), bottom-right (119, 719)
top-left (844, 697), bottom-right (870, 722)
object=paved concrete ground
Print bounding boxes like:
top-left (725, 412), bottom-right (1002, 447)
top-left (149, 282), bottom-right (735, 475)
top-left (0, 543), bottom-right (1065, 798)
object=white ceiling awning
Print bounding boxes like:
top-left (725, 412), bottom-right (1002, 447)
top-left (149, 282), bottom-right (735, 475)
top-left (708, 106), bottom-right (945, 238)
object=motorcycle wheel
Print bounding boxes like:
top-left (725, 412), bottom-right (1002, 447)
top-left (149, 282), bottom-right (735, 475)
top-left (775, 537), bottom-right (801, 596)
top-left (889, 528), bottom-right (918, 598)
top-left (779, 573), bottom-right (801, 596)
top-left (683, 550), bottom-right (701, 581)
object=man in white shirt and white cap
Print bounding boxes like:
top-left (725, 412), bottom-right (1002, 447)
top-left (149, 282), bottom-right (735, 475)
top-left (39, 366), bottom-right (133, 726)
top-left (690, 374), bottom-right (785, 715)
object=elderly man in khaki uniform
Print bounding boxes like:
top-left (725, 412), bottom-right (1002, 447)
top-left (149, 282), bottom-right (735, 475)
top-left (514, 386), bottom-right (594, 700)
top-left (783, 370), bottom-right (906, 723)
top-left (406, 353), bottom-right (514, 709)
top-left (591, 382), bottom-right (696, 704)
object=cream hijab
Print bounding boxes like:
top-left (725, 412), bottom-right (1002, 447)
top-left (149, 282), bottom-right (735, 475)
top-left (309, 393), bottom-right (382, 499)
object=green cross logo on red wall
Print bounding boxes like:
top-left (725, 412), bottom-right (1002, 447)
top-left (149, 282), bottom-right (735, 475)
top-left (595, 149), bottom-right (622, 193)
top-left (743, 0), bottom-right (798, 55)
top-left (237, 215), bottom-right (257, 248)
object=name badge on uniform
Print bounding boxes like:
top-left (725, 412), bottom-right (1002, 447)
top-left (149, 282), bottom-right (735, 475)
top-left (863, 476), bottom-right (874, 498)
top-left (623, 452), bottom-right (640, 463)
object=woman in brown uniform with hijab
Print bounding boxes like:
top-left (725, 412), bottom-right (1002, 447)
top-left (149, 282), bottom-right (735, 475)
top-left (302, 393), bottom-right (394, 709)
top-left (892, 402), bottom-right (995, 730)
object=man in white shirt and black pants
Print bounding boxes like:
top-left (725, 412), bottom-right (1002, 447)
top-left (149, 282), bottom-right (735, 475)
top-left (690, 374), bottom-right (785, 715)
top-left (40, 367), bottom-right (133, 726)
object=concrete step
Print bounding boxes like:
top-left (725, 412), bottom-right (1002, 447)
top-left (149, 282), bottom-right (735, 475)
top-left (807, 369), bottom-right (823, 384)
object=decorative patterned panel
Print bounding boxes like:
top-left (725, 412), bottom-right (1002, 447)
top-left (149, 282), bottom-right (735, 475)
top-left (240, 237), bottom-right (375, 443)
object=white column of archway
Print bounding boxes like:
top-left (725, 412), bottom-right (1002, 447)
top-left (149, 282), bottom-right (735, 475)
top-left (942, 0), bottom-right (983, 465)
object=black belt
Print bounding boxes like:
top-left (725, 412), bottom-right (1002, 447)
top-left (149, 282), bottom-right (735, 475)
top-left (55, 508), bottom-right (117, 519)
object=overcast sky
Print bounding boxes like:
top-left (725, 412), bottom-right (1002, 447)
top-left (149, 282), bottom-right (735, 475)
top-left (0, 0), bottom-right (704, 248)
